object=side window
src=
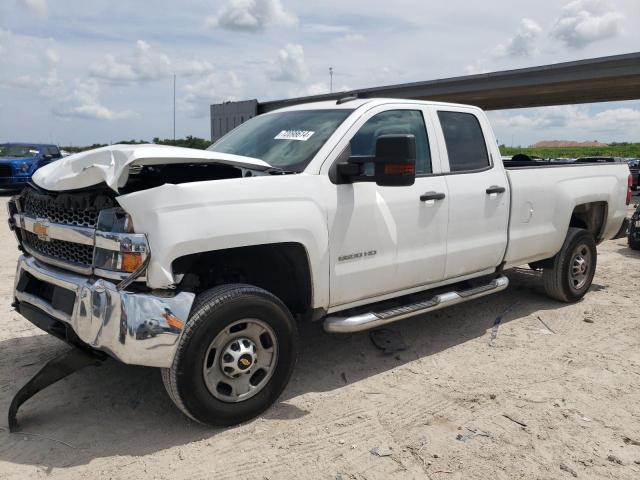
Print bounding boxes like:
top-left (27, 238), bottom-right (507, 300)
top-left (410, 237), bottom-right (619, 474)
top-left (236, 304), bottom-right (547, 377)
top-left (437, 111), bottom-right (490, 172)
top-left (47, 146), bottom-right (61, 158)
top-left (350, 110), bottom-right (431, 175)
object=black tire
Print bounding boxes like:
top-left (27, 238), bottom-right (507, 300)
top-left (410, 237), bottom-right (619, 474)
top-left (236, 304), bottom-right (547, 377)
top-left (629, 231), bottom-right (640, 251)
top-left (161, 284), bottom-right (298, 426)
top-left (542, 228), bottom-right (597, 303)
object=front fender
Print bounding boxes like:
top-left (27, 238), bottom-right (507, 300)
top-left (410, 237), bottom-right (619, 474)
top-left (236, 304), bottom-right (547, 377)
top-left (116, 175), bottom-right (332, 309)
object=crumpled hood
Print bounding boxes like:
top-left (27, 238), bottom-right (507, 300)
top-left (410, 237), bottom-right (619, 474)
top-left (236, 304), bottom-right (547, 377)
top-left (32, 144), bottom-right (271, 192)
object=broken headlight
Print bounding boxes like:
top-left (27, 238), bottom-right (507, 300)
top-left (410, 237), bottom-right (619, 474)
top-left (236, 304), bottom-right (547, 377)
top-left (94, 208), bottom-right (149, 274)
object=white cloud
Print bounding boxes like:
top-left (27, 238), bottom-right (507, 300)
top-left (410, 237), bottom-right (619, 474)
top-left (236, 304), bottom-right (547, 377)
top-left (291, 82), bottom-right (329, 97)
top-left (3, 44), bottom-right (64, 98)
top-left (90, 40), bottom-right (172, 82)
top-left (551, 0), bottom-right (623, 48)
top-left (205, 0), bottom-right (297, 32)
top-left (45, 47), bottom-right (59, 66)
top-left (7, 72), bottom-right (64, 99)
top-left (268, 43), bottom-right (308, 82)
top-left (302, 23), bottom-right (351, 34)
top-left (488, 104), bottom-right (640, 143)
top-left (181, 72), bottom-right (243, 118)
top-left (53, 80), bottom-right (134, 121)
top-left (464, 63), bottom-right (490, 75)
top-left (493, 18), bottom-right (542, 58)
top-left (89, 40), bottom-right (214, 83)
top-left (2, 41), bottom-right (132, 121)
top-left (289, 81), bottom-right (352, 98)
top-left (18, 0), bottom-right (47, 17)
top-left (0, 28), bottom-right (10, 53)
top-left (337, 33), bottom-right (366, 44)
top-left (179, 59), bottom-right (216, 77)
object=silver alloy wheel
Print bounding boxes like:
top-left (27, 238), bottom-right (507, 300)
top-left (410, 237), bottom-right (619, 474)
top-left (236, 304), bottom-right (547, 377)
top-left (203, 318), bottom-right (278, 403)
top-left (569, 243), bottom-right (591, 290)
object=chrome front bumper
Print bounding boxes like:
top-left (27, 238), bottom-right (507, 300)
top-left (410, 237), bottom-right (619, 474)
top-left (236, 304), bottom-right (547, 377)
top-left (14, 255), bottom-right (195, 368)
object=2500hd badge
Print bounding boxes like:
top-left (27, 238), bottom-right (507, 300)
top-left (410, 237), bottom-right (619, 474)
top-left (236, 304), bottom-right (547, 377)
top-left (338, 250), bottom-right (377, 262)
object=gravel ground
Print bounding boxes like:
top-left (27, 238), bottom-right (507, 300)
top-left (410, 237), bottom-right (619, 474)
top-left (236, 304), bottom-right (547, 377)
top-left (1, 191), bottom-right (639, 480)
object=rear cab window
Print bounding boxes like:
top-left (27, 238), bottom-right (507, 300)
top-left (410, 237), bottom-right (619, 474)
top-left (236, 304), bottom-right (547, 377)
top-left (437, 111), bottom-right (490, 173)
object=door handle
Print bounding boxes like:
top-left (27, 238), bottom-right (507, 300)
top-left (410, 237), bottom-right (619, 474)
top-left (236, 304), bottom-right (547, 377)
top-left (420, 191), bottom-right (446, 202)
top-left (486, 185), bottom-right (506, 194)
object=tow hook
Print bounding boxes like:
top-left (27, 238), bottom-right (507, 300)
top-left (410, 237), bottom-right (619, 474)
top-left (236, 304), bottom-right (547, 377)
top-left (8, 347), bottom-right (107, 432)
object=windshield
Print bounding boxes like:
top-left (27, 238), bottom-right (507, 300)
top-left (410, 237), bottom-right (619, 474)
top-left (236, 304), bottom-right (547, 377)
top-left (208, 109), bottom-right (353, 172)
top-left (0, 144), bottom-right (40, 157)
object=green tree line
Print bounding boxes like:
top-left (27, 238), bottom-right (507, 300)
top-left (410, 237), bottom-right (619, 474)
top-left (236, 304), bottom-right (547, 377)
top-left (61, 136), bottom-right (212, 153)
top-left (499, 144), bottom-right (640, 158)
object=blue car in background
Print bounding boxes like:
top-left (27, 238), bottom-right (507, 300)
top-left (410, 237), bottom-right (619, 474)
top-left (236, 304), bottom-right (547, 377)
top-left (0, 143), bottom-right (62, 189)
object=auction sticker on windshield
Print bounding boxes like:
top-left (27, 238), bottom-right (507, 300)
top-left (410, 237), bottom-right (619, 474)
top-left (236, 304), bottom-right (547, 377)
top-left (274, 130), bottom-right (315, 141)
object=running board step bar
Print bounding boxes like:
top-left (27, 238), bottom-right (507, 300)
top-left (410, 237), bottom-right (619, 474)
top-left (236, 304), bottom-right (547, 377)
top-left (324, 275), bottom-right (509, 333)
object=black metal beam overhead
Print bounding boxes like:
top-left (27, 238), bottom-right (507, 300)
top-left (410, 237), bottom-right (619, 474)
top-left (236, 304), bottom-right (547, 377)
top-left (211, 52), bottom-right (640, 140)
top-left (260, 52), bottom-right (640, 112)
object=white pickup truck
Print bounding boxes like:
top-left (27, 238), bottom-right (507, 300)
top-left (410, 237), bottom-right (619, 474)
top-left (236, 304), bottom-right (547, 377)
top-left (8, 98), bottom-right (631, 427)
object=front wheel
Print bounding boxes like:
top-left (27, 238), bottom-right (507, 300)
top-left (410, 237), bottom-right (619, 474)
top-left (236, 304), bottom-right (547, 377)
top-left (162, 284), bottom-right (298, 426)
top-left (542, 228), bottom-right (597, 303)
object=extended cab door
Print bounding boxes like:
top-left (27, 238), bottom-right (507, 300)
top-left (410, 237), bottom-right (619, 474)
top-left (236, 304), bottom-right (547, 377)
top-left (430, 107), bottom-right (509, 278)
top-left (326, 105), bottom-right (449, 308)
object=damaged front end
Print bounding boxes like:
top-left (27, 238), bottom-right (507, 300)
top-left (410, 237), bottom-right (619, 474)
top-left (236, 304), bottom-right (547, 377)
top-left (7, 184), bottom-right (195, 429)
top-left (8, 187), bottom-right (195, 367)
top-left (7, 144), bottom-right (271, 428)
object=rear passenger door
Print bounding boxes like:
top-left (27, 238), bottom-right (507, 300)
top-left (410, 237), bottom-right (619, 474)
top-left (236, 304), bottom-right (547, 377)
top-left (431, 108), bottom-right (509, 278)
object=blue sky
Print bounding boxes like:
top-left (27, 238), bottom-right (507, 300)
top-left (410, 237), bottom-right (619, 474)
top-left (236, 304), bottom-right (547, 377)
top-left (0, 0), bottom-right (639, 146)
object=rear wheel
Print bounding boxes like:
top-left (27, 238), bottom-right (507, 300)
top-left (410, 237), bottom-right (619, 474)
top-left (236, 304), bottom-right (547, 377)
top-left (162, 284), bottom-right (298, 426)
top-left (543, 228), bottom-right (597, 303)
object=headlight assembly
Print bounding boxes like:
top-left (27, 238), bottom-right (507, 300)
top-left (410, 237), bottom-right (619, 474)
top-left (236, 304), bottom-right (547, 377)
top-left (94, 208), bottom-right (149, 274)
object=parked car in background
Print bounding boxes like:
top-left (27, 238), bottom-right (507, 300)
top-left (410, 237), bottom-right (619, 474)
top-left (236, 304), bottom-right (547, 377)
top-left (628, 159), bottom-right (639, 190)
top-left (629, 204), bottom-right (640, 250)
top-left (0, 143), bottom-right (62, 189)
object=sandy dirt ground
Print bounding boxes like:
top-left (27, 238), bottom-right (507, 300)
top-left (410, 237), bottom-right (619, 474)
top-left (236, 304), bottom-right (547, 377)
top-left (0, 192), bottom-right (639, 480)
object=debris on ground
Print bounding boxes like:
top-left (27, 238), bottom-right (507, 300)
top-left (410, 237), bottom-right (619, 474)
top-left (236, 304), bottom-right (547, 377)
top-left (607, 454), bottom-right (624, 465)
top-left (560, 463), bottom-right (578, 477)
top-left (502, 413), bottom-right (527, 428)
top-left (489, 302), bottom-right (518, 345)
top-left (456, 427), bottom-right (491, 442)
top-left (370, 446), bottom-right (394, 457)
top-left (536, 315), bottom-right (555, 334)
top-left (623, 436), bottom-right (640, 446)
top-left (369, 329), bottom-right (407, 355)
top-left (583, 317), bottom-right (594, 323)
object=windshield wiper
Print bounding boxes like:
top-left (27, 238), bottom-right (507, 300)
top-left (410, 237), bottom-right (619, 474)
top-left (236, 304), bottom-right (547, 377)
top-left (264, 166), bottom-right (298, 175)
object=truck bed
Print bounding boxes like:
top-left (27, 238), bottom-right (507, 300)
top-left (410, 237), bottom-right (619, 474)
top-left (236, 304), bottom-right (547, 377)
top-left (502, 162), bottom-right (629, 269)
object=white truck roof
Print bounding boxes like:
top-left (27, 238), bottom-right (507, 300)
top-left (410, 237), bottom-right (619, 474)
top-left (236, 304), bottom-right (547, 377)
top-left (273, 98), bottom-right (481, 113)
